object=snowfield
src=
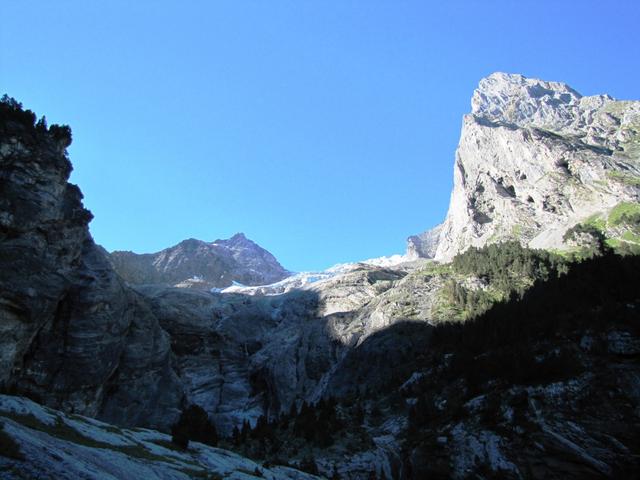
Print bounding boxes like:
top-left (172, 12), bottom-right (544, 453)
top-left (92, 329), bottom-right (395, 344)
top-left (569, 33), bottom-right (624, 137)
top-left (217, 254), bottom-right (412, 296)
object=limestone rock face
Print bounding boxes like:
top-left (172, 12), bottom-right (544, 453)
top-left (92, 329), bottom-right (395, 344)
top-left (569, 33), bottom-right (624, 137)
top-left (410, 72), bottom-right (640, 260)
top-left (0, 100), bottom-right (182, 431)
top-left (109, 233), bottom-right (289, 291)
top-left (407, 223), bottom-right (442, 259)
top-left (112, 262), bottom-right (413, 436)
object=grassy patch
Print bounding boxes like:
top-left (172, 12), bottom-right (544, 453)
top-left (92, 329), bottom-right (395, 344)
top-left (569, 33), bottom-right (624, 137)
top-left (177, 468), bottom-right (223, 479)
top-left (150, 438), bottom-right (189, 452)
top-left (583, 213), bottom-right (607, 231)
top-left (418, 261), bottom-right (452, 276)
top-left (0, 412), bottom-right (107, 449)
top-left (238, 466), bottom-right (265, 477)
top-left (603, 100), bottom-right (634, 117)
top-left (511, 224), bottom-right (523, 238)
top-left (0, 411), bottom-right (179, 464)
top-left (607, 171), bottom-right (640, 187)
top-left (622, 231), bottom-right (640, 243)
top-left (102, 424), bottom-right (124, 434)
top-left (609, 202), bottom-right (640, 224)
top-left (567, 203), bottom-right (640, 255)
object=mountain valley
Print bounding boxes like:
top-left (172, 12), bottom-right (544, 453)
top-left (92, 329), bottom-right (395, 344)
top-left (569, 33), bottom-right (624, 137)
top-left (0, 73), bottom-right (639, 479)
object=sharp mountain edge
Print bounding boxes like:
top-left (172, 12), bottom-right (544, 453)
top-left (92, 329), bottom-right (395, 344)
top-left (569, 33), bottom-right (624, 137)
top-left (0, 73), bottom-right (638, 479)
top-left (408, 72), bottom-right (640, 260)
top-left (109, 234), bottom-right (290, 291)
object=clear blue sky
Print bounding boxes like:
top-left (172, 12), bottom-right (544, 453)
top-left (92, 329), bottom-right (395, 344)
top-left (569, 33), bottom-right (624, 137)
top-left (1, 1), bottom-right (639, 271)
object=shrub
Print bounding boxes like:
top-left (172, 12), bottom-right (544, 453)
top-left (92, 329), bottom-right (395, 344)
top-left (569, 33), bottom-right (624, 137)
top-left (171, 404), bottom-right (218, 449)
top-left (299, 456), bottom-right (319, 475)
top-left (0, 422), bottom-right (24, 460)
top-left (49, 124), bottom-right (73, 147)
top-left (452, 241), bottom-right (566, 293)
top-left (563, 224), bottom-right (607, 254)
top-left (0, 94), bottom-right (73, 147)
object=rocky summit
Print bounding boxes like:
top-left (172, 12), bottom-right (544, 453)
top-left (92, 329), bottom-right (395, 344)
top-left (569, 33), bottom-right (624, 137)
top-left (0, 74), bottom-right (639, 480)
top-left (109, 233), bottom-right (289, 291)
top-left (409, 72), bottom-right (640, 260)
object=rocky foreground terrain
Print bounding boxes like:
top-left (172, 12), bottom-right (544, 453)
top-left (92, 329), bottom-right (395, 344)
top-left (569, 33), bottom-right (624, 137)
top-left (0, 394), bottom-right (317, 479)
top-left (0, 74), bottom-right (639, 479)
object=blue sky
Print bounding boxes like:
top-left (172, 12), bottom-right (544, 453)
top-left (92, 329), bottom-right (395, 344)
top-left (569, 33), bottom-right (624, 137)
top-left (1, 1), bottom-right (639, 271)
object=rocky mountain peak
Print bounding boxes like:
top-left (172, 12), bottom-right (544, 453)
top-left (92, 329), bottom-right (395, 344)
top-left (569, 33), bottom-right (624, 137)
top-left (225, 232), bottom-right (247, 242)
top-left (175, 237), bottom-right (207, 250)
top-left (110, 233), bottom-right (289, 290)
top-left (409, 72), bottom-right (640, 260)
top-left (472, 72), bottom-right (583, 125)
top-left (214, 232), bottom-right (256, 250)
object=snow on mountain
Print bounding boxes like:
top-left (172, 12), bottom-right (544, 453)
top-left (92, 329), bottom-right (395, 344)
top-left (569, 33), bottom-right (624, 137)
top-left (218, 253), bottom-right (412, 296)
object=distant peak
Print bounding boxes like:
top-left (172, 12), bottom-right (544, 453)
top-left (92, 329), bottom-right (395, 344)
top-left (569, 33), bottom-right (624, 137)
top-left (470, 72), bottom-right (590, 127)
top-left (178, 238), bottom-right (205, 246)
top-left (175, 238), bottom-right (208, 251)
top-left (213, 232), bottom-right (255, 248)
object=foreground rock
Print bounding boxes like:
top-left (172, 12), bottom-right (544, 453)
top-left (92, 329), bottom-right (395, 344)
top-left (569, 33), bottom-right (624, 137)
top-left (0, 98), bottom-right (182, 431)
top-left (0, 394), bottom-right (318, 480)
top-left (410, 72), bottom-right (640, 260)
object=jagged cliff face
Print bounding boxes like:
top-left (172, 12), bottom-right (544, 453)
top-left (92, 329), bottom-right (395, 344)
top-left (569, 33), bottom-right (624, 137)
top-left (411, 73), bottom-right (640, 260)
top-left (109, 233), bottom-right (289, 290)
top-left (0, 101), bottom-right (182, 430)
top-left (1, 76), bottom-right (639, 479)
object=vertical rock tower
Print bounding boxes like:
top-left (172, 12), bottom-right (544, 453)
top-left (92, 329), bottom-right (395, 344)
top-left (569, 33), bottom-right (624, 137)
top-left (411, 73), bottom-right (640, 260)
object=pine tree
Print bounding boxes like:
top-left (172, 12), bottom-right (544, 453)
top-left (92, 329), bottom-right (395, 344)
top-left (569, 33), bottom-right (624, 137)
top-left (241, 420), bottom-right (250, 442)
top-left (170, 404), bottom-right (218, 448)
top-left (299, 456), bottom-right (319, 475)
top-left (231, 425), bottom-right (241, 445)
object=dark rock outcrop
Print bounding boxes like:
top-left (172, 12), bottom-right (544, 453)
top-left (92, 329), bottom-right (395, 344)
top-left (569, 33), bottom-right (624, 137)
top-left (0, 97), bottom-right (182, 431)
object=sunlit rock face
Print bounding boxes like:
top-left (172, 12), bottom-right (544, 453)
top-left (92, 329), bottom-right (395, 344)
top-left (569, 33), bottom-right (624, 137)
top-left (2, 75), bottom-right (639, 479)
top-left (411, 72), bottom-right (640, 260)
top-left (407, 223), bottom-right (442, 259)
top-left (109, 233), bottom-right (290, 291)
top-left (0, 103), bottom-right (182, 431)
top-left (133, 263), bottom-right (409, 435)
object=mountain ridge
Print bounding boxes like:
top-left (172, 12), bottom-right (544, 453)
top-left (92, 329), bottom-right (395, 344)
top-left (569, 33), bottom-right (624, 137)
top-left (409, 72), bottom-right (640, 260)
top-left (109, 232), bottom-right (290, 290)
top-left (1, 73), bottom-right (639, 479)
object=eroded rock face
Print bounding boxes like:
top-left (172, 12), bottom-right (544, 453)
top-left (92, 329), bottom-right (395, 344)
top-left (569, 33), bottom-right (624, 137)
top-left (0, 99), bottom-right (411, 438)
top-left (406, 224), bottom-right (442, 259)
top-left (109, 233), bottom-right (290, 291)
top-left (0, 101), bottom-right (182, 431)
top-left (410, 72), bottom-right (640, 260)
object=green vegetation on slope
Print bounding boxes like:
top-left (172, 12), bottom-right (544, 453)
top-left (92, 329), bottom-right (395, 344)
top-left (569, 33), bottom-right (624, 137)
top-left (609, 201), bottom-right (640, 227)
top-left (561, 202), bottom-right (640, 258)
top-left (431, 241), bottom-right (569, 321)
top-left (607, 171), bottom-right (640, 187)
